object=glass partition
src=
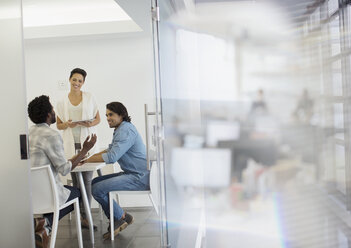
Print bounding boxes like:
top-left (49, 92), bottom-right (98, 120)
top-left (153, 0), bottom-right (351, 247)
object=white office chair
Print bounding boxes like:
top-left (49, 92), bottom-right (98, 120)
top-left (108, 161), bottom-right (159, 240)
top-left (31, 165), bottom-right (83, 248)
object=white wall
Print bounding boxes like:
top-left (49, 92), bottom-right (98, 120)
top-left (0, 0), bottom-right (35, 246)
top-left (24, 34), bottom-right (156, 207)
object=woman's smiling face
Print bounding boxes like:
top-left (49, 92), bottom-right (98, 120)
top-left (69, 73), bottom-right (84, 91)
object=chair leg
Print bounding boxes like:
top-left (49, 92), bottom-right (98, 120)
top-left (67, 179), bottom-right (72, 221)
top-left (49, 212), bottom-right (59, 248)
top-left (74, 199), bottom-right (83, 248)
top-left (98, 169), bottom-right (103, 220)
top-left (109, 192), bottom-right (115, 241)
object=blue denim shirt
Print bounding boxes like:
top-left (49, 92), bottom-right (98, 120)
top-left (102, 121), bottom-right (149, 186)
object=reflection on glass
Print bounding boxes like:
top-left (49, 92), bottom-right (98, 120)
top-left (158, 1), bottom-right (351, 247)
top-left (335, 144), bottom-right (346, 193)
top-left (333, 103), bottom-right (344, 139)
top-left (348, 5), bottom-right (351, 47)
top-left (329, 16), bottom-right (341, 56)
top-left (332, 60), bottom-right (343, 96)
top-left (328, 0), bottom-right (339, 16)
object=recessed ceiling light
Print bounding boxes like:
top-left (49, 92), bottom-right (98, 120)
top-left (22, 0), bottom-right (131, 27)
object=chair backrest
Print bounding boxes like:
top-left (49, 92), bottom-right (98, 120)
top-left (31, 165), bottom-right (59, 214)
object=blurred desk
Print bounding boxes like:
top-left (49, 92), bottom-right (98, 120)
top-left (218, 138), bottom-right (277, 181)
top-left (72, 162), bottom-right (106, 244)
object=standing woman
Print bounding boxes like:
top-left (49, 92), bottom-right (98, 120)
top-left (56, 68), bottom-right (100, 229)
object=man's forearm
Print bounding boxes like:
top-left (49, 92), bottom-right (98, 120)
top-left (96, 149), bottom-right (107, 156)
top-left (69, 148), bottom-right (89, 170)
top-left (85, 153), bottom-right (104, 163)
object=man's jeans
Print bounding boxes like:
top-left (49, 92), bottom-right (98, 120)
top-left (44, 185), bottom-right (81, 227)
top-left (92, 172), bottom-right (149, 220)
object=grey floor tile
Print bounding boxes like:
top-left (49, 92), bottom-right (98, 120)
top-left (53, 207), bottom-right (160, 248)
top-left (127, 210), bottom-right (152, 224)
top-left (145, 211), bottom-right (160, 224)
top-left (134, 223), bottom-right (160, 237)
top-left (118, 224), bottom-right (143, 240)
top-left (94, 238), bottom-right (131, 248)
top-left (127, 236), bottom-right (161, 248)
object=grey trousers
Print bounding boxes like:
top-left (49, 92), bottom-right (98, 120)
top-left (72, 143), bottom-right (102, 218)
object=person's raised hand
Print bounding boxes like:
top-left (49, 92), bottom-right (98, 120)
top-left (82, 134), bottom-right (97, 151)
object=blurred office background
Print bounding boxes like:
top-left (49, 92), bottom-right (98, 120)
top-left (2, 0), bottom-right (351, 247)
top-left (155, 0), bottom-right (351, 247)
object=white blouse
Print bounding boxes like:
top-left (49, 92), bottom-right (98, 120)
top-left (68, 101), bottom-right (82, 144)
top-left (56, 91), bottom-right (99, 159)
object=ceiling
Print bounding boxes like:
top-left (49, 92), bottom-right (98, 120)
top-left (22, 0), bottom-right (151, 39)
top-left (21, 0), bottom-right (318, 40)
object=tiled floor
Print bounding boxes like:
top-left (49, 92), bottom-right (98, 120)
top-left (54, 207), bottom-right (161, 248)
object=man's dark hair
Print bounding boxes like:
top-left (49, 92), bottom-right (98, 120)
top-left (28, 95), bottom-right (53, 124)
top-left (106, 102), bottom-right (131, 122)
top-left (69, 68), bottom-right (87, 81)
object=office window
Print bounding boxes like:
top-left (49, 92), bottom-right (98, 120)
top-left (312, 0), bottom-right (351, 201)
top-left (332, 60), bottom-right (343, 96)
top-left (329, 16), bottom-right (341, 56)
top-left (175, 29), bottom-right (236, 101)
top-left (333, 103), bottom-right (345, 140)
top-left (328, 0), bottom-right (339, 16)
top-left (347, 5), bottom-right (351, 47)
top-left (335, 144), bottom-right (346, 194)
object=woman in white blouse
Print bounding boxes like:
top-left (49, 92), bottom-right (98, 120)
top-left (56, 68), bottom-right (100, 229)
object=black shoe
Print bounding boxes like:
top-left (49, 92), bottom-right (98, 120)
top-left (124, 212), bottom-right (134, 225)
top-left (103, 218), bottom-right (128, 240)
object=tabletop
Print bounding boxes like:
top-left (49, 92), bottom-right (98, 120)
top-left (71, 162), bottom-right (106, 172)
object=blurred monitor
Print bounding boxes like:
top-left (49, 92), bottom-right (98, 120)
top-left (206, 120), bottom-right (240, 147)
top-left (171, 148), bottom-right (231, 188)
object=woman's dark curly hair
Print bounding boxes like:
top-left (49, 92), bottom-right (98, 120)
top-left (69, 68), bottom-right (87, 81)
top-left (28, 95), bottom-right (53, 124)
top-left (106, 102), bottom-right (131, 122)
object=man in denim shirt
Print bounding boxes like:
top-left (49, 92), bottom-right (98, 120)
top-left (85, 102), bottom-right (149, 239)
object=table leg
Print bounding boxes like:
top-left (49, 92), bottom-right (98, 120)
top-left (77, 172), bottom-right (94, 244)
